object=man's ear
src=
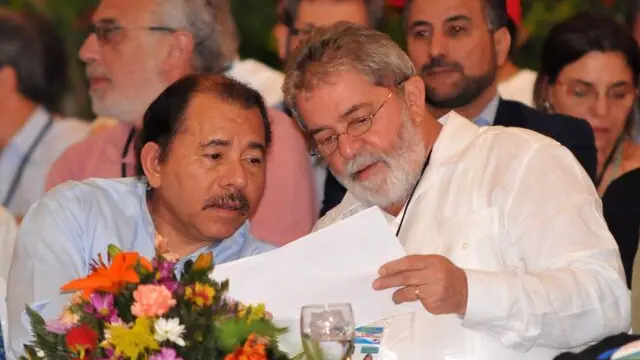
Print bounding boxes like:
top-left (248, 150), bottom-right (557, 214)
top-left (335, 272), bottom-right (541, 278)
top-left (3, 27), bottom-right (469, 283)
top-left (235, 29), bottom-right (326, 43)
top-left (163, 31), bottom-right (196, 75)
top-left (493, 27), bottom-right (511, 67)
top-left (140, 142), bottom-right (163, 189)
top-left (273, 23), bottom-right (289, 61)
top-left (401, 75), bottom-right (427, 126)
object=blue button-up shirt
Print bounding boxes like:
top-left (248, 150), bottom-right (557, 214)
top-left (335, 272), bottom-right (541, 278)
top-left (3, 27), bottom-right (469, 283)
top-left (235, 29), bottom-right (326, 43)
top-left (7, 177), bottom-right (274, 355)
top-left (0, 106), bottom-right (89, 216)
top-left (474, 95), bottom-right (501, 126)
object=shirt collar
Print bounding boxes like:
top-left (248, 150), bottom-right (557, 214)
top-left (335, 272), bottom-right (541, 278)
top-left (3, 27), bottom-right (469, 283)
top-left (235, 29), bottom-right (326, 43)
top-left (10, 106), bottom-right (51, 154)
top-left (474, 95), bottom-right (501, 125)
top-left (136, 179), bottom-right (250, 270)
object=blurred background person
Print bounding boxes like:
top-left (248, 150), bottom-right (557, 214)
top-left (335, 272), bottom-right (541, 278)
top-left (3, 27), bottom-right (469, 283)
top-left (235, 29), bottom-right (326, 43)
top-left (534, 13), bottom-right (640, 286)
top-left (627, 0), bottom-right (640, 144)
top-left (45, 0), bottom-right (315, 245)
top-left (404, 0), bottom-right (597, 180)
top-left (274, 0), bottom-right (385, 217)
top-left (0, 9), bottom-right (89, 219)
top-left (497, 14), bottom-right (537, 107)
top-left (0, 205), bottom-right (15, 360)
top-left (629, 0), bottom-right (640, 48)
top-left (0, 204), bottom-right (16, 288)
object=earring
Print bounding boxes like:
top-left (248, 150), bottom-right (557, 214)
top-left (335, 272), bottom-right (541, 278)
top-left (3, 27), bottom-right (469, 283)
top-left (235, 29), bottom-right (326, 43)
top-left (543, 101), bottom-right (554, 114)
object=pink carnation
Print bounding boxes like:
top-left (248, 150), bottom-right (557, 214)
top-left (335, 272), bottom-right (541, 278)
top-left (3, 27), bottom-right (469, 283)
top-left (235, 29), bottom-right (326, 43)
top-left (131, 284), bottom-right (176, 317)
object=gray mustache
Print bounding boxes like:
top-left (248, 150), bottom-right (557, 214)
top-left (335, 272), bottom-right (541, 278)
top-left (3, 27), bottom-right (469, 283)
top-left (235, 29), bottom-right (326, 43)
top-left (202, 192), bottom-right (249, 215)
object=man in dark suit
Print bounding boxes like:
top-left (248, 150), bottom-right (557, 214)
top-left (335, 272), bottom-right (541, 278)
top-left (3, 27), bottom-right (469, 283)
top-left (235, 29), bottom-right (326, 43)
top-left (404, 0), bottom-right (597, 180)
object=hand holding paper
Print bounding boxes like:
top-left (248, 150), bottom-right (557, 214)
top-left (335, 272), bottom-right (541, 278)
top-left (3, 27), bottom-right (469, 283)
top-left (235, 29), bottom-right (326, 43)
top-left (212, 207), bottom-right (421, 355)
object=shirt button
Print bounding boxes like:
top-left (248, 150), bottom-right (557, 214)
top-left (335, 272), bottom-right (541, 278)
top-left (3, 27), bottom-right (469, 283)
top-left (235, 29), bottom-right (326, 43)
top-left (461, 242), bottom-right (468, 249)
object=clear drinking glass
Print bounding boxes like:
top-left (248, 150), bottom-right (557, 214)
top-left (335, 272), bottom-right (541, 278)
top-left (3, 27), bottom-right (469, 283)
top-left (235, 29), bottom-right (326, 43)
top-left (300, 303), bottom-right (355, 360)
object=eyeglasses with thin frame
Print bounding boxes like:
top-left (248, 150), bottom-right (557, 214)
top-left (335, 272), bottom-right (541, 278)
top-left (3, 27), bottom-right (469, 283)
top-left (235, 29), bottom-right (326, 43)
top-left (90, 23), bottom-right (177, 44)
top-left (553, 81), bottom-right (638, 109)
top-left (309, 90), bottom-right (394, 157)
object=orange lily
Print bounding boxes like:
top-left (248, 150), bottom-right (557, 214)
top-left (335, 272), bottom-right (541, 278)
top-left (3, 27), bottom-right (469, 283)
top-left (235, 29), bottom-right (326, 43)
top-left (192, 252), bottom-right (213, 271)
top-left (61, 252), bottom-right (153, 299)
top-left (224, 334), bottom-right (267, 360)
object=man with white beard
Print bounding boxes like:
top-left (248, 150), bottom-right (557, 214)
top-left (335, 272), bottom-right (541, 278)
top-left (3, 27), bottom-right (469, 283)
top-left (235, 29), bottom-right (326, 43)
top-left (282, 22), bottom-right (630, 360)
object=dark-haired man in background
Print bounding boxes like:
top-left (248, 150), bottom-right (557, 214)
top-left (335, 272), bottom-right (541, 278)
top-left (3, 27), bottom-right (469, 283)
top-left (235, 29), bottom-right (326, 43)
top-left (0, 10), bottom-right (89, 218)
top-left (405, 0), bottom-right (597, 180)
top-left (273, 0), bottom-right (385, 216)
top-left (7, 74), bottom-right (275, 355)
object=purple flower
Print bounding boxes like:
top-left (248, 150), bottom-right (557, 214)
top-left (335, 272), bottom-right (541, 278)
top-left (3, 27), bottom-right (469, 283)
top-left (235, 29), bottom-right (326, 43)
top-left (150, 348), bottom-right (183, 360)
top-left (154, 259), bottom-right (176, 281)
top-left (45, 319), bottom-right (72, 334)
top-left (160, 279), bottom-right (179, 293)
top-left (107, 313), bottom-right (122, 324)
top-left (89, 293), bottom-right (116, 320)
top-left (96, 347), bottom-right (116, 360)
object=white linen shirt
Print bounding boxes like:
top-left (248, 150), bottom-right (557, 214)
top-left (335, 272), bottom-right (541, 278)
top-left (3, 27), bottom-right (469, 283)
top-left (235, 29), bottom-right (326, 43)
top-left (315, 112), bottom-right (630, 359)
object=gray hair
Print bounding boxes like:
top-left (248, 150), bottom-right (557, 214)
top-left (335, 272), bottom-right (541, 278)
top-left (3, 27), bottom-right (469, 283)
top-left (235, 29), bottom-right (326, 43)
top-left (282, 22), bottom-right (415, 131)
top-left (403, 0), bottom-right (507, 32)
top-left (154, 0), bottom-right (239, 73)
top-left (282, 0), bottom-right (386, 29)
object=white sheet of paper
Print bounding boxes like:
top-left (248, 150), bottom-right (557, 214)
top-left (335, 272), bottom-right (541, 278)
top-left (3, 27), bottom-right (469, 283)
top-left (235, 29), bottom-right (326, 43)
top-left (212, 207), bottom-right (421, 355)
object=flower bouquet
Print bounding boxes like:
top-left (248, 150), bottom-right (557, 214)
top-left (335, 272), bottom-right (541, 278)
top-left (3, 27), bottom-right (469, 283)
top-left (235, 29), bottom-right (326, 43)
top-left (20, 243), bottom-right (290, 360)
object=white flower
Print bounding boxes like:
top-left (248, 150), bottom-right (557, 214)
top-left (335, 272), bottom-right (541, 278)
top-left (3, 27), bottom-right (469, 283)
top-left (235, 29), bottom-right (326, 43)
top-left (35, 347), bottom-right (45, 357)
top-left (154, 317), bottom-right (186, 346)
top-left (208, 269), bottom-right (216, 282)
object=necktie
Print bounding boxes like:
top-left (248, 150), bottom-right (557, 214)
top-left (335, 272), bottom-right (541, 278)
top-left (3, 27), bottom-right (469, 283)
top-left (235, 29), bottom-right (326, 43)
top-left (474, 117), bottom-right (491, 127)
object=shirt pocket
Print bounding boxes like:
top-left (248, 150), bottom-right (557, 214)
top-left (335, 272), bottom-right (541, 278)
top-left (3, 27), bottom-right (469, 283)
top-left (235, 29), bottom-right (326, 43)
top-left (435, 207), bottom-right (501, 269)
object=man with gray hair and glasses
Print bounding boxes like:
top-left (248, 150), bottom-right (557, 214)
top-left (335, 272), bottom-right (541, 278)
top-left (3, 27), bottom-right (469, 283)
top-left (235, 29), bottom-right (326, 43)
top-left (283, 22), bottom-right (629, 359)
top-left (45, 0), bottom-right (316, 245)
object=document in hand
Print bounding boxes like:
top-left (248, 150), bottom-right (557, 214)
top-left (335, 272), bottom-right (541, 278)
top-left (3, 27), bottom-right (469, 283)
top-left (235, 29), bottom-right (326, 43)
top-left (212, 207), bottom-right (421, 355)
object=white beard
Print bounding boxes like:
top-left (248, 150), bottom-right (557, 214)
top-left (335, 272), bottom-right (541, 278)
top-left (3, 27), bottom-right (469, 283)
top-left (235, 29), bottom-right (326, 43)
top-left (332, 105), bottom-right (427, 209)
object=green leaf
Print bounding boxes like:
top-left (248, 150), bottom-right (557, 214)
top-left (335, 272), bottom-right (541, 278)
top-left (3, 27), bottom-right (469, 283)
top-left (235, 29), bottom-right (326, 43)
top-left (215, 317), bottom-right (287, 354)
top-left (107, 244), bottom-right (122, 260)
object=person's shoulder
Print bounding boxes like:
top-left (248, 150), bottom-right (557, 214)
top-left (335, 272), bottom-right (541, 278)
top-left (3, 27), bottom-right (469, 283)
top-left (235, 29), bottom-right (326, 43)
top-left (228, 59), bottom-right (284, 106)
top-left (43, 117), bottom-right (91, 157)
top-left (56, 122), bottom-right (127, 161)
top-left (266, 107), bottom-right (300, 135)
top-left (53, 115), bottom-right (90, 131)
top-left (499, 100), bottom-right (593, 142)
top-left (232, 58), bottom-right (284, 81)
top-left (265, 106), bottom-right (307, 155)
top-left (45, 177), bottom-right (143, 210)
top-left (502, 99), bottom-right (589, 128)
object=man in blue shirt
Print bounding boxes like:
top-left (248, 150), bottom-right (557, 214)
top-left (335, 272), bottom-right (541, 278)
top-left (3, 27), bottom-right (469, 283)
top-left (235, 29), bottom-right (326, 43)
top-left (7, 74), bottom-right (276, 355)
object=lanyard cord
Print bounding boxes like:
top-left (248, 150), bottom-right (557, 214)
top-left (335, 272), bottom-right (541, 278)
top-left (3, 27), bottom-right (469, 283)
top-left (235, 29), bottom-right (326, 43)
top-left (121, 127), bottom-right (137, 177)
top-left (2, 116), bottom-right (54, 207)
top-left (395, 150), bottom-right (432, 237)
